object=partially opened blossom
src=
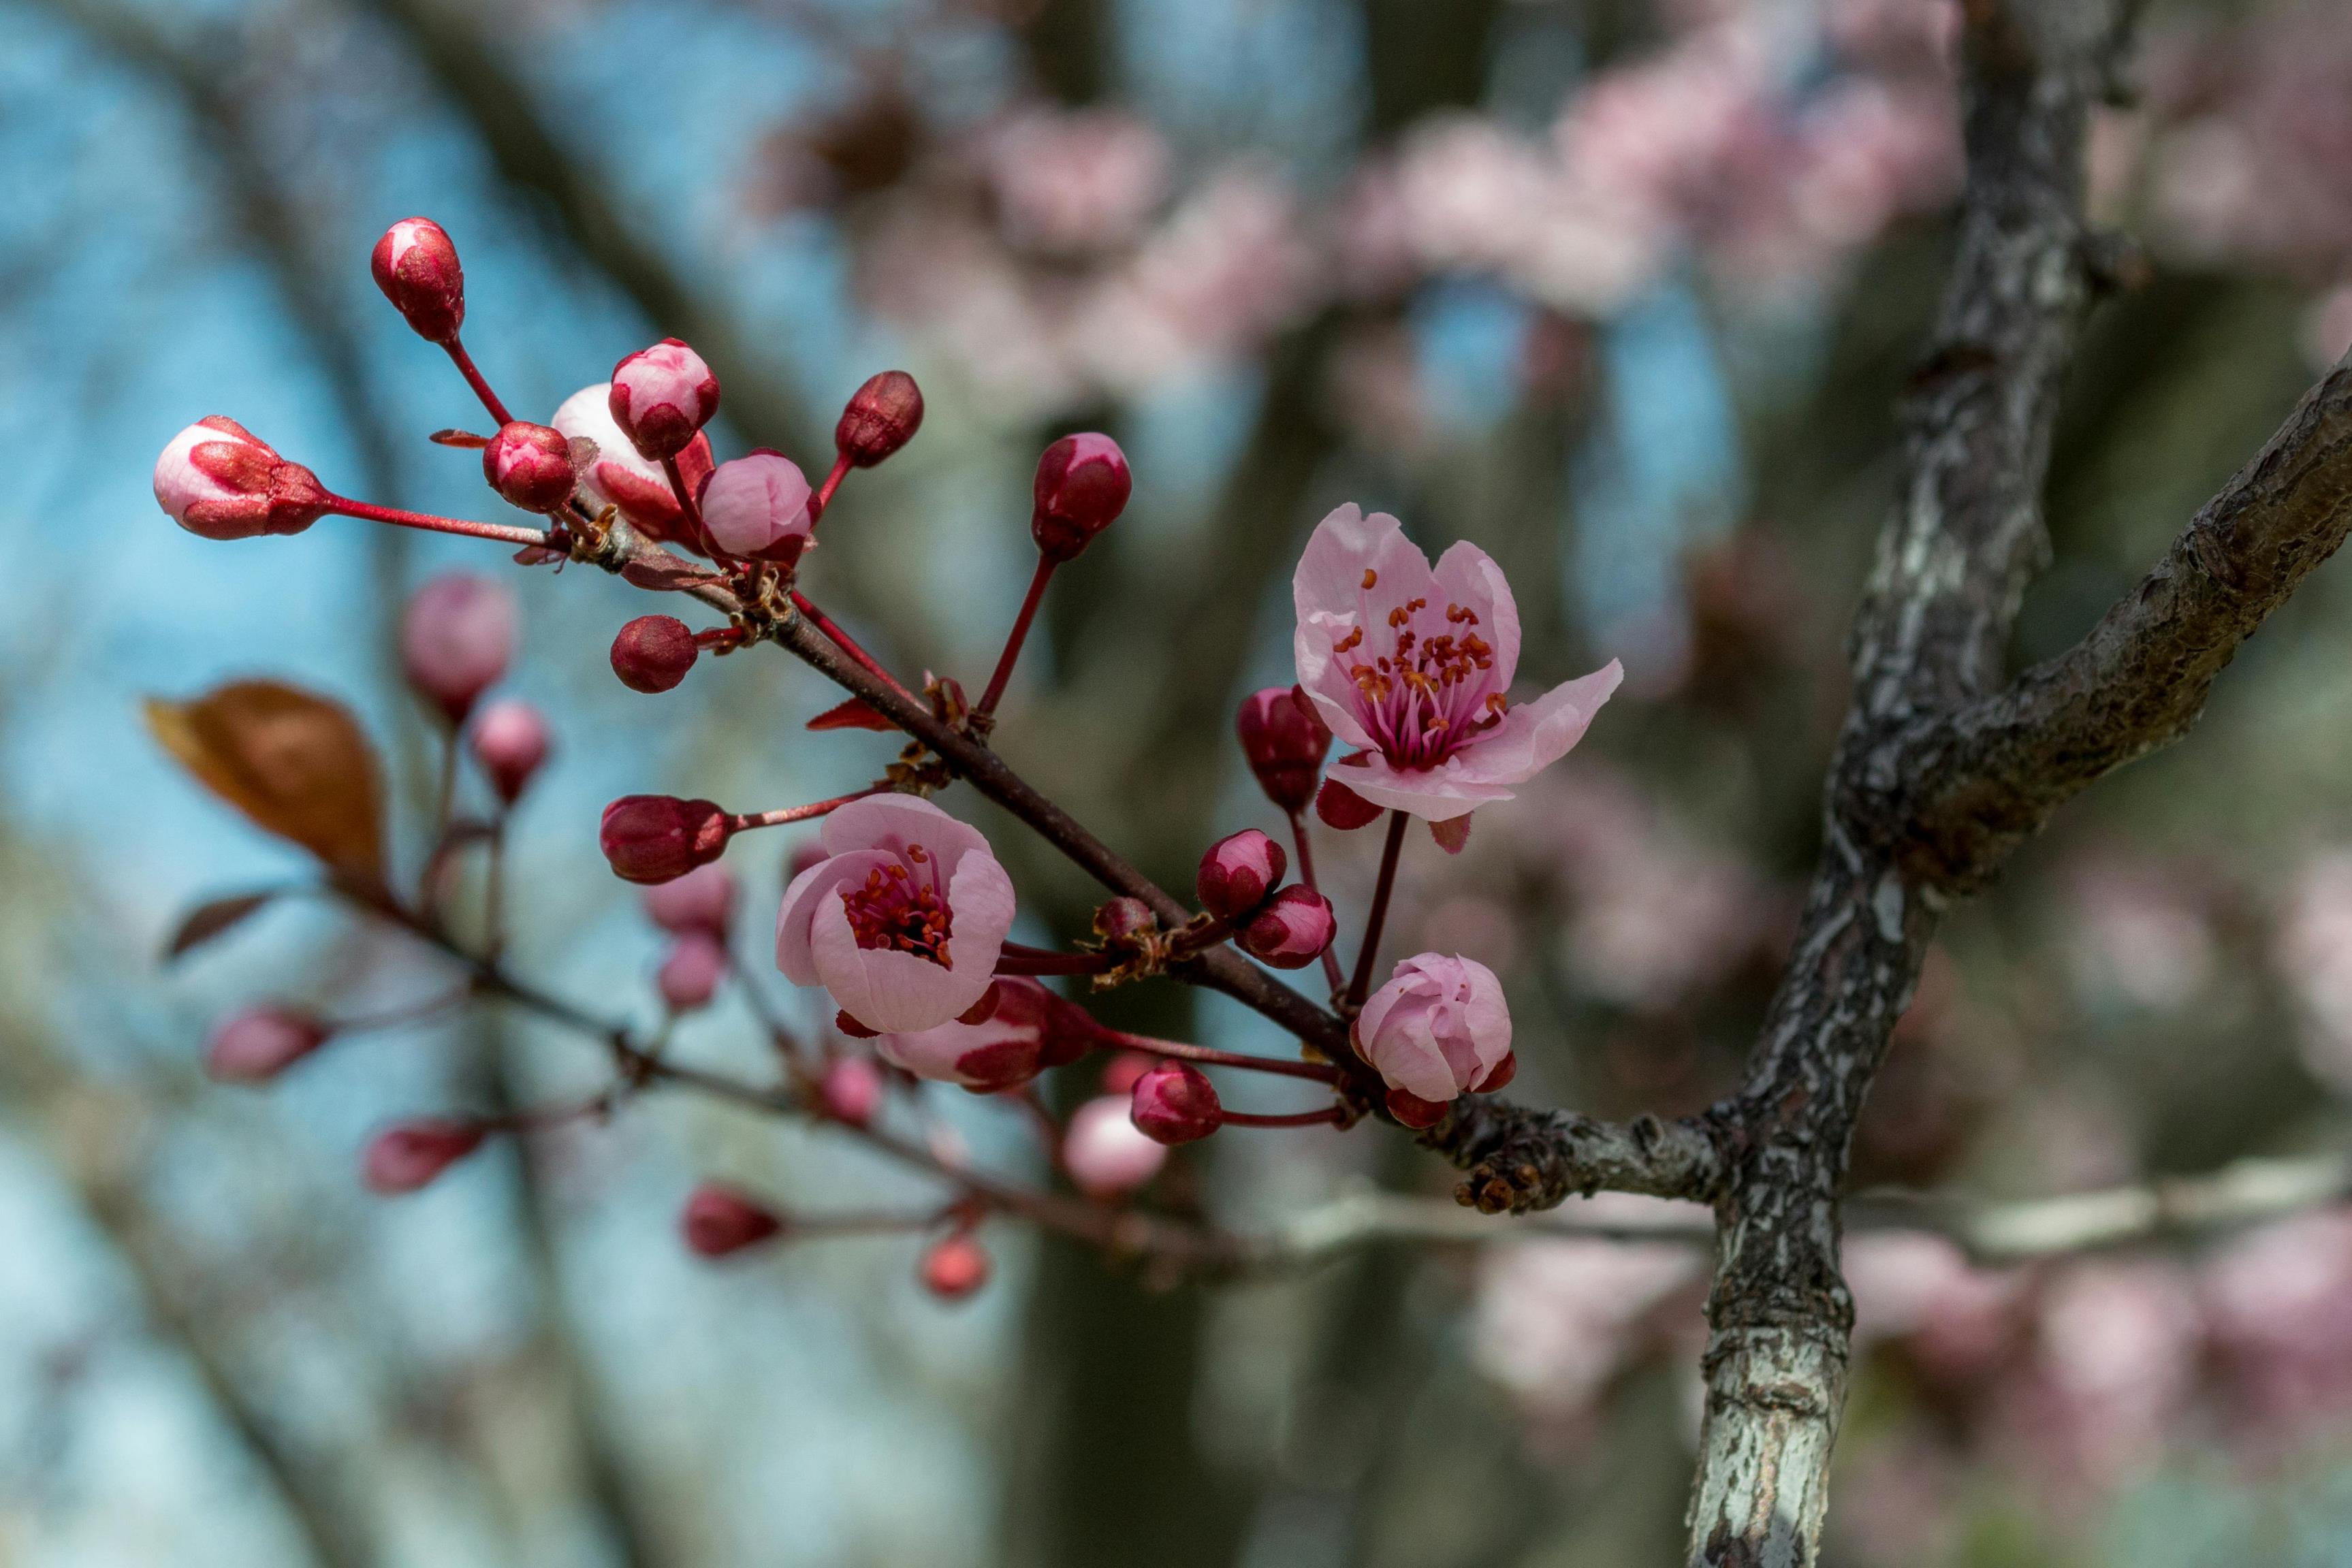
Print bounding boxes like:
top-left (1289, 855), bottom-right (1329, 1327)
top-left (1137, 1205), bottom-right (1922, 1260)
top-left (400, 574), bottom-right (515, 720)
top-left (609, 338), bottom-right (720, 460)
top-left (1063, 1095), bottom-right (1168, 1196)
top-left (552, 383), bottom-right (715, 548)
top-left (776, 795), bottom-right (1017, 1034)
top-left (874, 977), bottom-right (1088, 1091)
top-left (698, 451), bottom-right (813, 562)
top-left (1353, 953), bottom-right (1512, 1123)
top-left (1293, 505), bottom-right (1621, 821)
top-left (153, 417), bottom-right (330, 541)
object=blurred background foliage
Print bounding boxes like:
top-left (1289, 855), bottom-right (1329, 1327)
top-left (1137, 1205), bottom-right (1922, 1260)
top-left (7, 0), bottom-right (2352, 1563)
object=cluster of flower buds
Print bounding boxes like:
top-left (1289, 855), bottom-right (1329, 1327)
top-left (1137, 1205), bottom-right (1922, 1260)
top-left (1195, 829), bottom-right (1335, 970)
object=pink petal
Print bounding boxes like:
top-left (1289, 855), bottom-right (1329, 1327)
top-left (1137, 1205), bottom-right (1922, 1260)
top-left (820, 794), bottom-right (994, 870)
top-left (942, 851), bottom-right (1017, 974)
top-left (1448, 660), bottom-right (1623, 786)
top-left (775, 850), bottom-right (893, 985)
top-left (1430, 539), bottom-right (1521, 690)
top-left (1292, 505), bottom-right (1437, 752)
top-left (812, 893), bottom-right (994, 1032)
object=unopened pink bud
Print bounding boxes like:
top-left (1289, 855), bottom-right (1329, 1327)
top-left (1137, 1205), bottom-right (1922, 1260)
top-left (1315, 777), bottom-right (1384, 831)
top-left (643, 861), bottom-right (735, 938)
top-left (819, 1055), bottom-right (884, 1125)
top-left (400, 573), bottom-right (516, 721)
top-left (363, 1119), bottom-right (485, 1194)
top-left (611, 615), bottom-right (699, 693)
top-left (153, 417), bottom-right (330, 541)
top-left (658, 931), bottom-right (729, 1010)
top-left (835, 370), bottom-right (925, 468)
top-left (698, 451), bottom-right (812, 562)
top-left (1129, 1061), bottom-right (1222, 1145)
top-left (682, 1182), bottom-right (784, 1257)
top-left (1064, 1095), bottom-right (1168, 1196)
top-left (370, 217), bottom-right (466, 342)
top-left (1030, 432), bottom-right (1130, 562)
top-left (600, 795), bottom-right (732, 884)
top-left (1196, 829), bottom-right (1286, 920)
top-left (1236, 885), bottom-right (1335, 970)
top-left (1237, 686), bottom-right (1332, 813)
top-left (609, 338), bottom-right (720, 461)
top-left (482, 421), bottom-right (577, 513)
top-left (921, 1234), bottom-right (991, 1299)
top-left (469, 699), bottom-right (550, 803)
top-left (204, 1006), bottom-right (332, 1084)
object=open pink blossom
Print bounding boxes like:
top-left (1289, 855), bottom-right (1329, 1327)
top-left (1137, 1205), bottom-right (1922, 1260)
top-left (1062, 1095), bottom-right (1168, 1196)
top-left (1292, 505), bottom-right (1621, 821)
top-left (776, 795), bottom-right (1017, 1034)
top-left (153, 417), bottom-right (330, 541)
top-left (697, 451), bottom-right (813, 562)
top-left (1353, 953), bottom-right (1513, 1108)
top-left (873, 977), bottom-right (1087, 1091)
top-left (552, 383), bottom-right (715, 549)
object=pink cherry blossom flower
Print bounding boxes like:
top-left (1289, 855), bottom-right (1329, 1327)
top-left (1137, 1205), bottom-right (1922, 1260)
top-left (153, 417), bottom-right (331, 541)
top-left (1292, 505), bottom-right (1621, 820)
top-left (552, 383), bottom-right (716, 549)
top-left (1353, 953), bottom-right (1513, 1107)
top-left (776, 795), bottom-right (1017, 1034)
top-left (1062, 1095), bottom-right (1169, 1196)
top-left (697, 451), bottom-right (813, 562)
top-left (400, 573), bottom-right (515, 720)
top-left (609, 338), bottom-right (720, 460)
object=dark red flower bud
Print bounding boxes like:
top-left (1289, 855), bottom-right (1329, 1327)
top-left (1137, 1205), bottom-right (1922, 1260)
top-left (1129, 1061), bottom-right (1222, 1145)
top-left (482, 421), bottom-right (577, 513)
top-left (1196, 829), bottom-right (1287, 920)
top-left (1315, 777), bottom-right (1384, 831)
top-left (1384, 1086), bottom-right (1452, 1130)
top-left (1237, 886), bottom-right (1336, 970)
top-left (1093, 896), bottom-right (1157, 945)
top-left (469, 699), bottom-right (551, 803)
top-left (611, 614), bottom-right (700, 693)
top-left (204, 1006), bottom-right (332, 1084)
top-left (921, 1233), bottom-right (992, 1299)
top-left (363, 1119), bottom-right (485, 1194)
top-left (600, 795), bottom-right (731, 884)
top-left (835, 370), bottom-right (925, 468)
top-left (1237, 686), bottom-right (1333, 813)
top-left (1030, 432), bottom-right (1130, 562)
top-left (370, 217), bottom-right (465, 343)
top-left (682, 1183), bottom-right (785, 1257)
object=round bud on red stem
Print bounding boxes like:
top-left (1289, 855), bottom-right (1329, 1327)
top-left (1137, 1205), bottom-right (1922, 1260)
top-left (921, 1234), bottom-right (991, 1299)
top-left (470, 699), bottom-right (551, 804)
top-left (370, 217), bottom-right (465, 343)
top-left (483, 421), bottom-right (577, 512)
top-left (204, 1006), bottom-right (333, 1084)
top-left (1196, 829), bottom-right (1287, 921)
top-left (1237, 686), bottom-right (1333, 814)
top-left (1129, 1061), bottom-right (1222, 1145)
top-left (1237, 885), bottom-right (1337, 969)
top-left (611, 615), bottom-right (700, 693)
top-left (609, 338), bottom-right (720, 462)
top-left (1030, 433), bottom-right (1130, 562)
top-left (600, 795), bottom-right (732, 884)
top-left (835, 370), bottom-right (925, 468)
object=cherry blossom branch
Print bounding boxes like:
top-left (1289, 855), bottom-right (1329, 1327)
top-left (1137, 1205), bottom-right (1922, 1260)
top-left (787, 590), bottom-right (919, 705)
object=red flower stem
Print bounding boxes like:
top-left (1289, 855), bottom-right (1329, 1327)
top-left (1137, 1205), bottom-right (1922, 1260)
top-left (728, 786), bottom-right (889, 833)
top-left (1288, 807), bottom-right (1346, 997)
top-left (1092, 1028), bottom-right (1338, 1084)
top-left (661, 453), bottom-right (709, 546)
top-left (810, 452), bottom-right (852, 524)
top-left (441, 336), bottom-right (514, 427)
top-left (789, 590), bottom-right (921, 705)
top-left (791, 1209), bottom-right (957, 1239)
top-left (1344, 810), bottom-right (1411, 1012)
top-left (330, 985), bottom-right (473, 1034)
top-left (1218, 1105), bottom-right (1346, 1129)
top-left (975, 556), bottom-right (1057, 720)
top-left (996, 944), bottom-right (1116, 976)
top-left (327, 496), bottom-right (550, 548)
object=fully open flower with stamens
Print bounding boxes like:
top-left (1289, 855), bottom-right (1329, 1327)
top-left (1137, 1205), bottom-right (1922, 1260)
top-left (553, 383), bottom-right (715, 548)
top-left (1353, 953), bottom-right (1513, 1127)
top-left (698, 451), bottom-right (813, 562)
top-left (1293, 505), bottom-right (1621, 820)
top-left (153, 418), bottom-right (331, 541)
top-left (776, 795), bottom-right (1017, 1034)
top-left (609, 338), bottom-right (720, 461)
top-left (873, 976), bottom-right (1090, 1090)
